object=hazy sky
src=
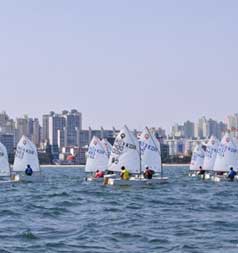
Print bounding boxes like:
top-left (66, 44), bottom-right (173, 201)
top-left (0, 0), bottom-right (238, 131)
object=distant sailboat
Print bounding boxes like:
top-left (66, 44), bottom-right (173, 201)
top-left (212, 133), bottom-right (238, 181)
top-left (0, 142), bottom-right (18, 183)
top-left (13, 136), bottom-right (41, 182)
top-left (85, 136), bottom-right (109, 181)
top-left (139, 127), bottom-right (168, 183)
top-left (202, 136), bottom-right (219, 179)
top-left (189, 144), bottom-right (205, 176)
top-left (0, 142), bottom-right (10, 179)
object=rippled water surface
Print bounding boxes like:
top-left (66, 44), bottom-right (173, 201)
top-left (1, 166), bottom-right (238, 253)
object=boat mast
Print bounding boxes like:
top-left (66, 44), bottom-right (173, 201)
top-left (139, 138), bottom-right (142, 177)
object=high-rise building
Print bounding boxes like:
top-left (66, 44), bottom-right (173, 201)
top-left (48, 113), bottom-right (66, 146)
top-left (0, 111), bottom-right (15, 135)
top-left (195, 117), bottom-right (206, 139)
top-left (16, 117), bottom-right (28, 142)
top-left (183, 121), bottom-right (194, 138)
top-left (225, 114), bottom-right (238, 137)
top-left (32, 118), bottom-right (41, 147)
top-left (42, 113), bottom-right (51, 142)
top-left (0, 133), bottom-right (14, 154)
top-left (170, 124), bottom-right (184, 138)
top-left (63, 109), bottom-right (82, 146)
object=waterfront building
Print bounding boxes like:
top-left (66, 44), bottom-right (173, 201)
top-left (183, 121), bottom-right (194, 139)
top-left (0, 133), bottom-right (14, 154)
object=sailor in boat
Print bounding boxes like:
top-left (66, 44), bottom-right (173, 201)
top-left (227, 167), bottom-right (237, 181)
top-left (25, 164), bottom-right (33, 176)
top-left (95, 170), bottom-right (104, 178)
top-left (143, 166), bottom-right (154, 179)
top-left (197, 166), bottom-right (205, 179)
top-left (120, 166), bottom-right (130, 180)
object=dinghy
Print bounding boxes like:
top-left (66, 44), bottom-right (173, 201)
top-left (189, 144), bottom-right (205, 177)
top-left (12, 136), bottom-right (42, 182)
top-left (105, 125), bottom-right (144, 186)
top-left (139, 127), bottom-right (168, 184)
top-left (85, 136), bottom-right (109, 182)
top-left (212, 133), bottom-right (238, 182)
top-left (202, 136), bottom-right (219, 180)
top-left (0, 142), bottom-right (19, 184)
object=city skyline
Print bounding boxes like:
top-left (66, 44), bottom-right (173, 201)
top-left (0, 1), bottom-right (238, 130)
top-left (1, 109), bottom-right (238, 134)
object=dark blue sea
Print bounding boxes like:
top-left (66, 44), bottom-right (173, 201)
top-left (1, 166), bottom-right (238, 253)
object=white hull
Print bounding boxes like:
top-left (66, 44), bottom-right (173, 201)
top-left (86, 174), bottom-right (117, 183)
top-left (12, 172), bottom-right (42, 183)
top-left (85, 177), bottom-right (104, 182)
top-left (189, 172), bottom-right (211, 180)
top-left (0, 175), bottom-right (20, 184)
top-left (189, 171), bottom-right (198, 177)
top-left (211, 175), bottom-right (227, 182)
top-left (106, 176), bottom-right (169, 186)
top-left (211, 174), bottom-right (237, 182)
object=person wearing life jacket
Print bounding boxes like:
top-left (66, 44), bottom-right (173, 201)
top-left (120, 166), bottom-right (130, 180)
top-left (25, 164), bottom-right (33, 176)
top-left (227, 167), bottom-right (237, 181)
top-left (144, 166), bottom-right (154, 179)
top-left (95, 170), bottom-right (104, 178)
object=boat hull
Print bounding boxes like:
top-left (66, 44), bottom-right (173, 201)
top-left (12, 172), bottom-right (42, 183)
top-left (106, 176), bottom-right (169, 186)
top-left (189, 172), bottom-right (211, 180)
top-left (85, 174), bottom-right (117, 183)
top-left (0, 175), bottom-right (20, 184)
top-left (85, 177), bottom-right (104, 182)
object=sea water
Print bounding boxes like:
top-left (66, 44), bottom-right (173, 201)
top-left (0, 166), bottom-right (238, 253)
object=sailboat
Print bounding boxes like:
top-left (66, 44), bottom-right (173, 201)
top-left (85, 136), bottom-right (109, 182)
top-left (105, 125), bottom-right (144, 186)
top-left (139, 127), bottom-right (168, 184)
top-left (0, 142), bottom-right (19, 183)
top-left (212, 133), bottom-right (238, 182)
top-left (12, 136), bottom-right (41, 182)
top-left (189, 143), bottom-right (205, 177)
top-left (202, 136), bottom-right (219, 179)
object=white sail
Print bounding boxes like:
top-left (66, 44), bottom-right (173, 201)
top-left (85, 136), bottom-right (108, 172)
top-left (213, 133), bottom-right (238, 172)
top-left (190, 144), bottom-right (205, 171)
top-left (13, 136), bottom-right (40, 172)
top-left (203, 136), bottom-right (219, 171)
top-left (108, 125), bottom-right (140, 173)
top-left (101, 138), bottom-right (112, 158)
top-left (0, 142), bottom-right (10, 177)
top-left (139, 127), bottom-right (161, 173)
